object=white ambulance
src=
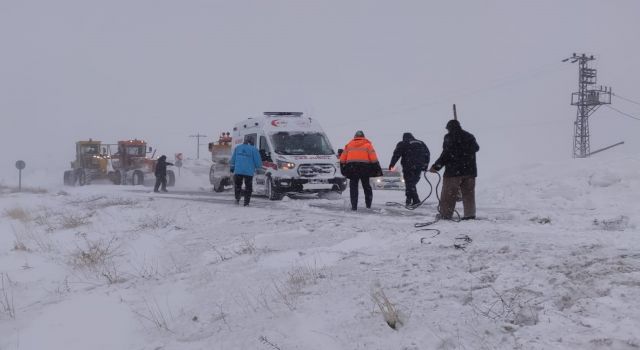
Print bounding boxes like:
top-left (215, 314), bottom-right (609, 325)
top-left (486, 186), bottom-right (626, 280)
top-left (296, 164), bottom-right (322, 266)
top-left (223, 112), bottom-right (347, 200)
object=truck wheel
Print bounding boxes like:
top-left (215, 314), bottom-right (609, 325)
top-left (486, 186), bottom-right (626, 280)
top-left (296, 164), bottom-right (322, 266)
top-left (209, 166), bottom-right (216, 185)
top-left (213, 179), bottom-right (225, 192)
top-left (167, 170), bottom-right (176, 187)
top-left (111, 170), bottom-right (122, 185)
top-left (266, 177), bottom-right (283, 200)
top-left (63, 171), bottom-right (75, 186)
top-left (76, 169), bottom-right (87, 186)
top-left (132, 170), bottom-right (144, 186)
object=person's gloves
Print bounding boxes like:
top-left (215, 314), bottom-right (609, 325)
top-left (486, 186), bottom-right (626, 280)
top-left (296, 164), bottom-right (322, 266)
top-left (230, 166), bottom-right (235, 173)
top-left (421, 164), bottom-right (429, 171)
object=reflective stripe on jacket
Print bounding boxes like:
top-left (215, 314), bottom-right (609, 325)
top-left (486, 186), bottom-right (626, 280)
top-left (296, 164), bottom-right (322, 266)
top-left (340, 137), bottom-right (378, 164)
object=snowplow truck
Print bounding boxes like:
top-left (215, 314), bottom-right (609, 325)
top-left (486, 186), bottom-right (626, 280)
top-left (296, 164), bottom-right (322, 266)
top-left (209, 132), bottom-right (233, 192)
top-left (63, 140), bottom-right (110, 186)
top-left (210, 112), bottom-right (347, 200)
top-left (108, 139), bottom-right (175, 186)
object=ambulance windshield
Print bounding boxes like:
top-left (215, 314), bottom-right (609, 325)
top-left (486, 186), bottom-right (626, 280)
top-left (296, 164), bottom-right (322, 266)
top-left (270, 132), bottom-right (334, 155)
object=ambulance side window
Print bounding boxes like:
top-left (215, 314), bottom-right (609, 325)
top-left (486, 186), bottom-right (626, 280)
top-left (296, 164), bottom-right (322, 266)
top-left (259, 135), bottom-right (272, 162)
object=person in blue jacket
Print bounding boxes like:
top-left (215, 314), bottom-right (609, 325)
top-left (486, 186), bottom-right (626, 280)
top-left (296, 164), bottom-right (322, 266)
top-left (230, 138), bottom-right (263, 206)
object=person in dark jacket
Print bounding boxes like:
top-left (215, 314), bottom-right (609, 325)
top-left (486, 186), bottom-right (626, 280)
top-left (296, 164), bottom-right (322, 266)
top-left (429, 120), bottom-right (479, 220)
top-left (230, 139), bottom-right (263, 206)
top-left (389, 132), bottom-right (430, 206)
top-left (340, 130), bottom-right (383, 210)
top-left (154, 155), bottom-right (174, 193)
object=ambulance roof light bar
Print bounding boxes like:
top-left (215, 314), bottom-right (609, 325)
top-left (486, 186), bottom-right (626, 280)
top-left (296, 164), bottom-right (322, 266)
top-left (263, 112), bottom-right (303, 117)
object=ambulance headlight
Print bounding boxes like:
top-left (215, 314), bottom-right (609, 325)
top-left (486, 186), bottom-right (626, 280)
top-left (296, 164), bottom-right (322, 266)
top-left (276, 160), bottom-right (296, 170)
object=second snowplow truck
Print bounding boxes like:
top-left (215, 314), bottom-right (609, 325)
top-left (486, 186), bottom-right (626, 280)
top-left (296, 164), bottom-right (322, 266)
top-left (108, 139), bottom-right (175, 186)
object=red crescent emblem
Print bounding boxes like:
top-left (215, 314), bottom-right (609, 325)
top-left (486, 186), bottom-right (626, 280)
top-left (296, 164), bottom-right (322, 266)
top-left (271, 119), bottom-right (280, 126)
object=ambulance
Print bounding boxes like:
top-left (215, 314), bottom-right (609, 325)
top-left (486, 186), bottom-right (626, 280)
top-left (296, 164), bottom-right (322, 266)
top-left (221, 112), bottom-right (347, 200)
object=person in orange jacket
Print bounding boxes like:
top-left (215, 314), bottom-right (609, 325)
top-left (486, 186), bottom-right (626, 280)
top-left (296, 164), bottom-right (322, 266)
top-left (340, 130), bottom-right (383, 210)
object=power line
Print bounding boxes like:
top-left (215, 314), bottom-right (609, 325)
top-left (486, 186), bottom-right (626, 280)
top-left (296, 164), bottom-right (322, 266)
top-left (189, 133), bottom-right (208, 159)
top-left (612, 93), bottom-right (640, 107)
top-left (605, 105), bottom-right (640, 122)
top-left (325, 59), bottom-right (570, 129)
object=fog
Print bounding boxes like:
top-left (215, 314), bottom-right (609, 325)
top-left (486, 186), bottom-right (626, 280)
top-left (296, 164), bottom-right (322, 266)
top-left (1, 0), bottom-right (639, 186)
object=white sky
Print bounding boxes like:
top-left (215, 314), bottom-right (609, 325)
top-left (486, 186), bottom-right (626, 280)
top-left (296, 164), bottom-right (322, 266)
top-left (1, 0), bottom-right (639, 183)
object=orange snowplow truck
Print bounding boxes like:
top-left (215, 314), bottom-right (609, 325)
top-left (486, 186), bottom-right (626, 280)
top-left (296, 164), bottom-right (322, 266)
top-left (208, 132), bottom-right (233, 192)
top-left (108, 139), bottom-right (175, 186)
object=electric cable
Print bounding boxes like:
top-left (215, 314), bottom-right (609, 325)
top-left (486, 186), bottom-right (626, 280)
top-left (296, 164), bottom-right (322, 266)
top-left (384, 170), bottom-right (434, 211)
top-left (613, 93), bottom-right (640, 107)
top-left (605, 105), bottom-right (640, 122)
top-left (384, 170), bottom-right (461, 241)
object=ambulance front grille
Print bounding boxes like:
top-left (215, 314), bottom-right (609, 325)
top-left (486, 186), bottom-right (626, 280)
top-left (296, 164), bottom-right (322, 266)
top-left (297, 164), bottom-right (335, 177)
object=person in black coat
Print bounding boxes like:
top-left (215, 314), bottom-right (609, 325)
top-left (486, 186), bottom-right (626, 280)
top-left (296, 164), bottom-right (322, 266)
top-left (154, 155), bottom-right (173, 192)
top-left (429, 120), bottom-right (479, 219)
top-left (389, 133), bottom-right (430, 206)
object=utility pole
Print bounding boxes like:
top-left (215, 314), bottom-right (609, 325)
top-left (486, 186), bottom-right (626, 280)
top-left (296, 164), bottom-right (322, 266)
top-left (562, 53), bottom-right (612, 158)
top-left (189, 133), bottom-right (208, 159)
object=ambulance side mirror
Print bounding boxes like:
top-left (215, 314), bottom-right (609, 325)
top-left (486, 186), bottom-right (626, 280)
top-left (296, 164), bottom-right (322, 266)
top-left (259, 149), bottom-right (272, 162)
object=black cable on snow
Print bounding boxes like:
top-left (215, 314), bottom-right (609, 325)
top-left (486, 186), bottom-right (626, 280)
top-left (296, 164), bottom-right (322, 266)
top-left (384, 171), bottom-right (461, 241)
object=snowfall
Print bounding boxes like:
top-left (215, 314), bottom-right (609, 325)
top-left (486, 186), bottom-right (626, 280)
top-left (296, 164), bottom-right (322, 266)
top-left (0, 155), bottom-right (639, 350)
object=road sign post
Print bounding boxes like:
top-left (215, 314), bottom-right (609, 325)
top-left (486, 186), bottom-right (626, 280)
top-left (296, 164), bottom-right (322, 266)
top-left (175, 153), bottom-right (183, 176)
top-left (15, 160), bottom-right (26, 192)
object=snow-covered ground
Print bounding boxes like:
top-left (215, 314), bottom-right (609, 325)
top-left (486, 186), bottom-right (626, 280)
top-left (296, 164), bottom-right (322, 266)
top-left (1, 156), bottom-right (639, 350)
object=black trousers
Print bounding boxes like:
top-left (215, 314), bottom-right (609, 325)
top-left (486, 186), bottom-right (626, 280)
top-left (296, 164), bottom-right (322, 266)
top-left (403, 169), bottom-right (422, 205)
top-left (234, 175), bottom-right (253, 205)
top-left (154, 175), bottom-right (167, 192)
top-left (349, 176), bottom-right (372, 210)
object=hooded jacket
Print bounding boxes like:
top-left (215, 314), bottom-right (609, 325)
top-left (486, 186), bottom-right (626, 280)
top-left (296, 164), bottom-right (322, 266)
top-left (230, 142), bottom-right (263, 176)
top-left (340, 137), bottom-right (382, 178)
top-left (432, 120), bottom-right (479, 177)
top-left (155, 156), bottom-right (173, 177)
top-left (389, 133), bottom-right (430, 172)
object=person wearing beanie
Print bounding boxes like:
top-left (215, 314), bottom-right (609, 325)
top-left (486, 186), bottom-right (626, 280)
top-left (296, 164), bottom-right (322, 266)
top-left (389, 132), bottom-right (430, 207)
top-left (340, 130), bottom-right (383, 210)
top-left (154, 155), bottom-right (174, 192)
top-left (429, 120), bottom-right (479, 220)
